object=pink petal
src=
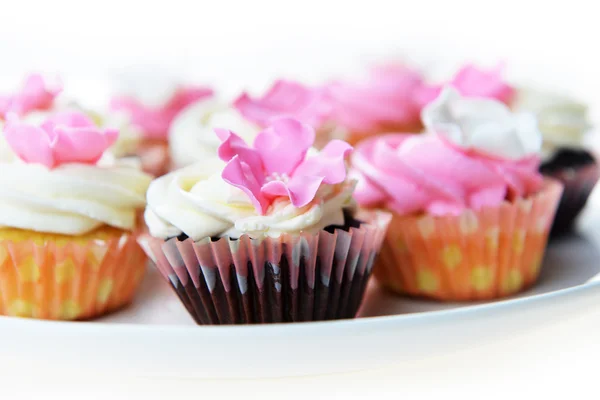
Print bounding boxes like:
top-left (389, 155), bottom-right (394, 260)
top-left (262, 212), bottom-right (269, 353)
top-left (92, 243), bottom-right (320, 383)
top-left (216, 128), bottom-right (264, 181)
top-left (52, 126), bottom-right (118, 165)
top-left (293, 139), bottom-right (352, 185)
top-left (253, 117), bottom-right (315, 175)
top-left (222, 155), bottom-right (270, 214)
top-left (3, 114), bottom-right (56, 167)
top-left (0, 74), bottom-right (62, 118)
top-left (42, 111), bottom-right (97, 130)
top-left (3, 111), bottom-right (118, 168)
top-left (262, 174), bottom-right (324, 209)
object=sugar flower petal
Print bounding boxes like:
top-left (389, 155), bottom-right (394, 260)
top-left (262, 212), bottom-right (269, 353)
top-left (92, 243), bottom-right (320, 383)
top-left (0, 74), bottom-right (62, 118)
top-left (253, 118), bottom-right (314, 175)
top-left (217, 117), bottom-right (352, 215)
top-left (3, 111), bottom-right (118, 168)
top-left (221, 155), bottom-right (270, 214)
top-left (293, 139), bottom-right (353, 185)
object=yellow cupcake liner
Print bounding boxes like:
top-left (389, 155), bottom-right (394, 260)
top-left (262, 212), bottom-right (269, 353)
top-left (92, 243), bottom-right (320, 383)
top-left (374, 179), bottom-right (563, 301)
top-left (0, 227), bottom-right (147, 320)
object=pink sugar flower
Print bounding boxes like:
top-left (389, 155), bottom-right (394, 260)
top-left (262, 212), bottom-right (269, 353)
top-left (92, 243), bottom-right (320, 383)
top-left (110, 86), bottom-right (214, 139)
top-left (234, 80), bottom-right (333, 129)
top-left (0, 74), bottom-right (62, 118)
top-left (216, 117), bottom-right (353, 215)
top-left (416, 64), bottom-right (514, 107)
top-left (3, 111), bottom-right (118, 168)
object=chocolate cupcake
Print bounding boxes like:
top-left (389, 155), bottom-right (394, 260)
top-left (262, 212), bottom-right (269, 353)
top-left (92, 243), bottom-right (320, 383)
top-left (514, 88), bottom-right (599, 236)
top-left (140, 117), bottom-right (390, 324)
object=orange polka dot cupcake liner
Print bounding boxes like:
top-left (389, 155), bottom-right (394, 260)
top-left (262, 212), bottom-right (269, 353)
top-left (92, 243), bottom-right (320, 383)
top-left (0, 227), bottom-right (147, 320)
top-left (374, 179), bottom-right (564, 301)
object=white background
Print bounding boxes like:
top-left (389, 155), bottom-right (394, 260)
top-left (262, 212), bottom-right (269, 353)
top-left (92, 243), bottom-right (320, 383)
top-left (1, 0), bottom-right (600, 398)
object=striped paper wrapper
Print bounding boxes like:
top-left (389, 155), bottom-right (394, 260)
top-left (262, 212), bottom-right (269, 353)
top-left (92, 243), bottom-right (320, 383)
top-left (0, 229), bottom-right (147, 320)
top-left (374, 179), bottom-right (563, 301)
top-left (543, 163), bottom-right (600, 236)
top-left (140, 211), bottom-right (391, 324)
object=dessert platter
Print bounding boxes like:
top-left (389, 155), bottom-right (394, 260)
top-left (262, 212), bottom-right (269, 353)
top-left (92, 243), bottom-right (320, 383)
top-left (0, 64), bottom-right (598, 378)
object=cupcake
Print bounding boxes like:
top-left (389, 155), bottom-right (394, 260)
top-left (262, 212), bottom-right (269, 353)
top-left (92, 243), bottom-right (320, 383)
top-left (234, 80), bottom-right (335, 149)
top-left (109, 71), bottom-right (213, 176)
top-left (351, 87), bottom-right (563, 301)
top-left (0, 111), bottom-right (152, 319)
top-left (140, 117), bottom-right (390, 324)
top-left (169, 97), bottom-right (260, 169)
top-left (513, 87), bottom-right (598, 235)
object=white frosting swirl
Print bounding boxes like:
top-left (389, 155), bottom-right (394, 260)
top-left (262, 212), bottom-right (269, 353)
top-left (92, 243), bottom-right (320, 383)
top-left (169, 99), bottom-right (259, 168)
top-left (513, 87), bottom-right (590, 161)
top-left (422, 86), bottom-right (542, 160)
top-left (0, 156), bottom-right (152, 235)
top-left (145, 158), bottom-right (355, 241)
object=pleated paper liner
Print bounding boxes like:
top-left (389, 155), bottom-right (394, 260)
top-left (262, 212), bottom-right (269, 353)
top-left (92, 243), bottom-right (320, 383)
top-left (544, 163), bottom-right (600, 236)
top-left (0, 227), bottom-right (147, 320)
top-left (140, 210), bottom-right (391, 324)
top-left (374, 179), bottom-right (563, 301)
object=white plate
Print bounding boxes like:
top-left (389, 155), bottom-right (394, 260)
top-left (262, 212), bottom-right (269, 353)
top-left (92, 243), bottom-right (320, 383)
top-left (2, 196), bottom-right (600, 379)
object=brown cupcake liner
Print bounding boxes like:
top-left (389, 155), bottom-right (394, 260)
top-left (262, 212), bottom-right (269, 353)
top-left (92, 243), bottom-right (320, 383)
top-left (374, 179), bottom-right (563, 301)
top-left (140, 211), bottom-right (391, 324)
top-left (543, 163), bottom-right (600, 236)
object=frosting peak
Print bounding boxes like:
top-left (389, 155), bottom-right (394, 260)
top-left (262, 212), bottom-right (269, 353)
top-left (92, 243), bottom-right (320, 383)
top-left (421, 87), bottom-right (542, 160)
top-left (352, 134), bottom-right (543, 216)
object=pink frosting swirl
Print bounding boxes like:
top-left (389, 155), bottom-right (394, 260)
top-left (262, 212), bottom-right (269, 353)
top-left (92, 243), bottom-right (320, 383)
top-left (110, 86), bottom-right (213, 140)
top-left (415, 64), bottom-right (514, 108)
top-left (325, 64), bottom-right (424, 132)
top-left (351, 134), bottom-right (543, 216)
top-left (234, 80), bottom-right (332, 129)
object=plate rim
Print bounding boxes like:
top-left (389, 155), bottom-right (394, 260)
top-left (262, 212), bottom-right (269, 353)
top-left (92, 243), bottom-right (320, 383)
top-left (2, 278), bottom-right (598, 335)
